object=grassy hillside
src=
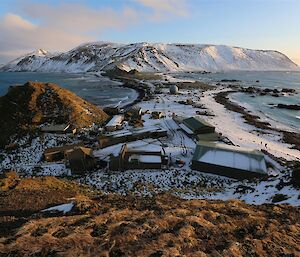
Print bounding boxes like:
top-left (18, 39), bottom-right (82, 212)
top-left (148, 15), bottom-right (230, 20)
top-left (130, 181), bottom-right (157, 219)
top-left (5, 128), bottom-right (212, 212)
top-left (0, 81), bottom-right (109, 146)
top-left (0, 172), bottom-right (299, 257)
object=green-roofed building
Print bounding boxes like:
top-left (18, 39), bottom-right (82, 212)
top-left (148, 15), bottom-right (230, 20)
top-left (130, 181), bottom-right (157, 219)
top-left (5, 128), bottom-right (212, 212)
top-left (196, 132), bottom-right (221, 142)
top-left (182, 116), bottom-right (215, 135)
top-left (191, 141), bottom-right (268, 180)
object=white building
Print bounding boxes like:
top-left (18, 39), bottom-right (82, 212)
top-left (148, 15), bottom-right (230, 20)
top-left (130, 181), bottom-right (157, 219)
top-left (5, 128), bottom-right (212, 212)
top-left (105, 115), bottom-right (124, 132)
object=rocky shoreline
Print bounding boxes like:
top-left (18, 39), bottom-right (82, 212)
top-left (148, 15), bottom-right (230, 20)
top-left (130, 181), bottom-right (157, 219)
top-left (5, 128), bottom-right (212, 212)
top-left (103, 71), bottom-right (149, 110)
top-left (214, 90), bottom-right (300, 150)
top-left (277, 103), bottom-right (300, 110)
top-left (106, 71), bottom-right (300, 152)
top-left (241, 85), bottom-right (296, 97)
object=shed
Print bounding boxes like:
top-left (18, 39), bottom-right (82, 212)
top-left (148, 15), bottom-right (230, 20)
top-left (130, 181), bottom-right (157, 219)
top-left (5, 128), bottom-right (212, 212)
top-left (191, 141), bottom-right (268, 180)
top-left (44, 143), bottom-right (84, 162)
top-left (105, 115), bottom-right (124, 132)
top-left (182, 116), bottom-right (215, 135)
top-left (66, 147), bottom-right (96, 174)
top-left (41, 124), bottom-right (76, 134)
top-left (109, 143), bottom-right (169, 171)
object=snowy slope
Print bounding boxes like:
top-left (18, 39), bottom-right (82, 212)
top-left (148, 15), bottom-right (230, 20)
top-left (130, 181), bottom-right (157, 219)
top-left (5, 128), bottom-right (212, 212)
top-left (1, 42), bottom-right (298, 72)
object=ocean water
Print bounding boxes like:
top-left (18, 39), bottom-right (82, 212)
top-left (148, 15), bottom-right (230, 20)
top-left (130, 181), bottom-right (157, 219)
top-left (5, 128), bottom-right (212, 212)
top-left (0, 72), bottom-right (138, 108)
top-left (174, 71), bottom-right (300, 132)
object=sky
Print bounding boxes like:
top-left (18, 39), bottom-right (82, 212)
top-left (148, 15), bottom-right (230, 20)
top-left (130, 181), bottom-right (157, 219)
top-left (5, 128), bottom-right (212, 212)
top-left (0, 0), bottom-right (299, 65)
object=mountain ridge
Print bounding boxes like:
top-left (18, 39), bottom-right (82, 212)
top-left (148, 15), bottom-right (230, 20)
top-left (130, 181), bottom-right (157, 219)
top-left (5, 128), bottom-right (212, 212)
top-left (1, 42), bottom-right (298, 73)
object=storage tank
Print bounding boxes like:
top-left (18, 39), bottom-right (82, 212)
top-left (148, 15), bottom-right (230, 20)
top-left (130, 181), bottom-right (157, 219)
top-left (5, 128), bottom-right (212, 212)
top-left (169, 85), bottom-right (179, 94)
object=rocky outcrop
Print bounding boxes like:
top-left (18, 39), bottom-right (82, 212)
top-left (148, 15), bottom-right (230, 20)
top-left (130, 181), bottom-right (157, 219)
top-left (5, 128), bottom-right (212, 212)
top-left (0, 81), bottom-right (108, 146)
top-left (277, 104), bottom-right (300, 110)
top-left (241, 86), bottom-right (298, 97)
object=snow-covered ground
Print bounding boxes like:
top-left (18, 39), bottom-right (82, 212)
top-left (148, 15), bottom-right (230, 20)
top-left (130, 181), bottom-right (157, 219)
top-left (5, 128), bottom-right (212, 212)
top-left (42, 202), bottom-right (74, 214)
top-left (200, 89), bottom-right (300, 161)
top-left (0, 76), bottom-right (299, 206)
top-left (0, 134), bottom-right (73, 176)
top-left (83, 84), bottom-right (299, 206)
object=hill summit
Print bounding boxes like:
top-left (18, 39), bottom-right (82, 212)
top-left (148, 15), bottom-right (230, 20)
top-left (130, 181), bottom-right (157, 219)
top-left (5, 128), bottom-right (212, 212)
top-left (0, 81), bottom-right (108, 146)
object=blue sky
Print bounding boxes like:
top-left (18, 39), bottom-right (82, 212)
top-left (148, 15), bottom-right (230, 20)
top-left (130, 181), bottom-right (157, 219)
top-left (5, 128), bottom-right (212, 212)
top-left (0, 0), bottom-right (299, 64)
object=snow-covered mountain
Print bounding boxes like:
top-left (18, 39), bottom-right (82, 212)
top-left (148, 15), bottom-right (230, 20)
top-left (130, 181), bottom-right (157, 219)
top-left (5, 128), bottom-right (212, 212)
top-left (1, 42), bottom-right (298, 72)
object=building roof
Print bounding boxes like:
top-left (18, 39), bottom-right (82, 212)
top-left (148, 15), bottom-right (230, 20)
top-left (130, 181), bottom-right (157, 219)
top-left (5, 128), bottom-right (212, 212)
top-left (183, 116), bottom-right (215, 132)
top-left (105, 115), bottom-right (124, 127)
top-left (41, 124), bottom-right (70, 132)
top-left (193, 141), bottom-right (267, 174)
top-left (105, 126), bottom-right (167, 138)
top-left (129, 154), bottom-right (162, 164)
top-left (179, 123), bottom-right (194, 135)
top-left (128, 105), bottom-right (142, 112)
top-left (44, 143), bottom-right (84, 155)
top-left (78, 147), bottom-right (94, 156)
top-left (131, 126), bottom-right (166, 135)
top-left (126, 141), bottom-right (163, 153)
top-left (66, 147), bottom-right (94, 161)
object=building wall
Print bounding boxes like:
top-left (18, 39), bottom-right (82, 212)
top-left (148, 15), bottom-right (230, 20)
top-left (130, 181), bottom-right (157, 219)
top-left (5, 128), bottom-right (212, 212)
top-left (109, 145), bottom-right (166, 171)
top-left (105, 126), bottom-right (117, 132)
top-left (191, 160), bottom-right (267, 180)
top-left (44, 151), bottom-right (64, 162)
top-left (194, 126), bottom-right (215, 135)
top-left (68, 151), bottom-right (96, 174)
top-left (124, 161), bottom-right (162, 170)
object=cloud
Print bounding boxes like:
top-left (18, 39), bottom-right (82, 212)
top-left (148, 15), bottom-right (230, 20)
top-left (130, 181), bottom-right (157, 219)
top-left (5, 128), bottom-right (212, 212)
top-left (0, 0), bottom-right (189, 63)
top-left (2, 13), bottom-right (37, 30)
top-left (0, 2), bottom-right (140, 63)
top-left (0, 13), bottom-right (92, 63)
top-left (22, 3), bottom-right (139, 34)
top-left (135, 0), bottom-right (189, 19)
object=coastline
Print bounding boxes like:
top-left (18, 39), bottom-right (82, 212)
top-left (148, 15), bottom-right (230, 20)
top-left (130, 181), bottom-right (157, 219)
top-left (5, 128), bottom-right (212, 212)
top-left (214, 90), bottom-right (300, 151)
top-left (1, 71), bottom-right (299, 206)
top-left (102, 73), bottom-right (148, 110)
top-left (199, 89), bottom-right (300, 161)
top-left (229, 92), bottom-right (300, 133)
top-left (118, 81), bottom-right (146, 109)
top-left (106, 71), bottom-right (300, 161)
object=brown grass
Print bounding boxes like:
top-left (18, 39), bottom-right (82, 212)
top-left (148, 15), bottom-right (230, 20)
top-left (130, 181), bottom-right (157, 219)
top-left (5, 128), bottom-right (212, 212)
top-left (0, 81), bottom-right (109, 146)
top-left (0, 174), bottom-right (299, 257)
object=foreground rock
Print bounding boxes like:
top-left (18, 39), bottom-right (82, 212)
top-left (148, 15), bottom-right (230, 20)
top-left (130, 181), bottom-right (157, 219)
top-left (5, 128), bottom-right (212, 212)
top-left (0, 81), bottom-right (109, 147)
top-left (0, 173), bottom-right (299, 257)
